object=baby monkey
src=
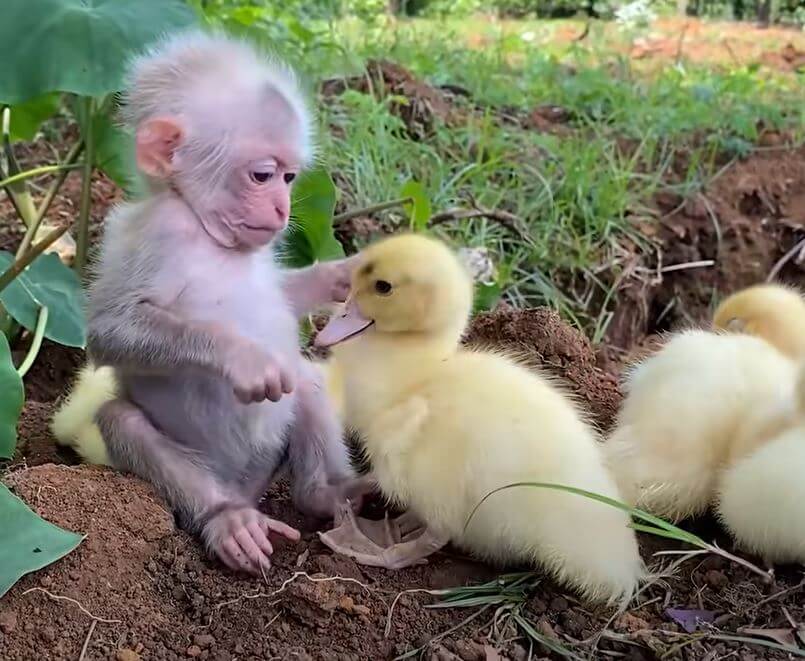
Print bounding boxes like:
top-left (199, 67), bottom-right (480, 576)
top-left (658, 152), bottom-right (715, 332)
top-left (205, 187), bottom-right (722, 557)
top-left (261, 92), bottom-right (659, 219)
top-left (86, 31), bottom-right (363, 574)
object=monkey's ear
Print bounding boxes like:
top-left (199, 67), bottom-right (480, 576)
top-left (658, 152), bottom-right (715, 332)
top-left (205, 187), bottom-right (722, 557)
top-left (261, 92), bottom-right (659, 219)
top-left (135, 117), bottom-right (184, 178)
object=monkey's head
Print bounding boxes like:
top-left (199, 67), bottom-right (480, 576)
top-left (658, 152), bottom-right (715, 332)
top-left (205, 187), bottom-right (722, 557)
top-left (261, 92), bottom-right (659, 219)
top-left (713, 283), bottom-right (805, 360)
top-left (122, 31), bottom-right (314, 251)
top-left (315, 234), bottom-right (474, 348)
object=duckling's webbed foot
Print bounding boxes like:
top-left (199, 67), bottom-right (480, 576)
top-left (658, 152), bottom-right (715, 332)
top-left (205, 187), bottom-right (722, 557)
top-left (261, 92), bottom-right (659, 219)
top-left (318, 502), bottom-right (448, 570)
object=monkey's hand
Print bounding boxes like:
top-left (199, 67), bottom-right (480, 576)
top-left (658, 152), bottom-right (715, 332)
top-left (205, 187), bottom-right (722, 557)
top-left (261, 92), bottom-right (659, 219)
top-left (324, 255), bottom-right (360, 304)
top-left (203, 506), bottom-right (301, 574)
top-left (283, 255), bottom-right (361, 318)
top-left (222, 340), bottom-right (296, 404)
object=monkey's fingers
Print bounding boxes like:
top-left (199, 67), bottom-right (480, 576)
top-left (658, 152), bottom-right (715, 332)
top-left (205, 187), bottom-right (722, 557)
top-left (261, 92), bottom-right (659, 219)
top-left (247, 521), bottom-right (275, 557)
top-left (219, 538), bottom-right (259, 575)
top-left (264, 517), bottom-right (301, 542)
top-left (234, 528), bottom-right (272, 571)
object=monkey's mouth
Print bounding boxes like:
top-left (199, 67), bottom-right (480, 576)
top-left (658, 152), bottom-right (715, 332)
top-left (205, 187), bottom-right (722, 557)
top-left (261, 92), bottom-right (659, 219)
top-left (314, 300), bottom-right (374, 348)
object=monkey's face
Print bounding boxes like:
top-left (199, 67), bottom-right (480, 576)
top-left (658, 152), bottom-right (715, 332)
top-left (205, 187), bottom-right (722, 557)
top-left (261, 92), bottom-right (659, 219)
top-left (219, 155), bottom-right (299, 249)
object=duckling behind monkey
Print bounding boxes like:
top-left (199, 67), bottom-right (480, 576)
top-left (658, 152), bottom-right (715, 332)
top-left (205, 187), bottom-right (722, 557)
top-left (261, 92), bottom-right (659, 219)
top-left (315, 234), bottom-right (645, 606)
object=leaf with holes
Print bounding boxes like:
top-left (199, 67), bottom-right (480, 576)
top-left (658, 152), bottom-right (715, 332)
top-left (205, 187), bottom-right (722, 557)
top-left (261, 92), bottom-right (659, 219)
top-left (401, 180), bottom-right (431, 231)
top-left (0, 252), bottom-right (86, 348)
top-left (0, 333), bottom-right (24, 459)
top-left (0, 484), bottom-right (84, 598)
top-left (0, 0), bottom-right (198, 104)
top-left (283, 167), bottom-right (344, 268)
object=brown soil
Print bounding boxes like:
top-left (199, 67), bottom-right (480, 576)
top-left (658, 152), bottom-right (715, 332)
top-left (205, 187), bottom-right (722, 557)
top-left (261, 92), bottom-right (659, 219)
top-left (4, 307), bottom-right (805, 660)
top-left (605, 143), bottom-right (805, 354)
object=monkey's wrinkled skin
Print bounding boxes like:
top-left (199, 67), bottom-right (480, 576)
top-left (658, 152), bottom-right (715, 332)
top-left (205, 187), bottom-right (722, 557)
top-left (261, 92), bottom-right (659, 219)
top-left (67, 30), bottom-right (370, 575)
top-left (314, 234), bottom-right (645, 606)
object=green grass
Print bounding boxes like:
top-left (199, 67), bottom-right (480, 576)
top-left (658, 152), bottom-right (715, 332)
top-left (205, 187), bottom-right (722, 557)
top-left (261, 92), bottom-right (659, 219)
top-left (203, 7), bottom-right (805, 332)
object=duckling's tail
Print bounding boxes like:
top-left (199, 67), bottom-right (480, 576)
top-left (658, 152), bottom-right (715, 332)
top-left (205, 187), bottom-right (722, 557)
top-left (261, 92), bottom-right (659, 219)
top-left (51, 363), bottom-right (117, 466)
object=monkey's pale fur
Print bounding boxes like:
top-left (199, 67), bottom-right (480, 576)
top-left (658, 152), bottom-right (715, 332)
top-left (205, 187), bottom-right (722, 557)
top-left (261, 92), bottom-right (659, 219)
top-left (328, 234), bottom-right (645, 605)
top-left (121, 30), bottom-right (314, 191)
top-left (52, 358), bottom-right (344, 466)
top-left (713, 283), bottom-right (805, 361)
top-left (606, 330), bottom-right (797, 522)
top-left (51, 364), bottom-right (116, 466)
top-left (77, 29), bottom-right (359, 574)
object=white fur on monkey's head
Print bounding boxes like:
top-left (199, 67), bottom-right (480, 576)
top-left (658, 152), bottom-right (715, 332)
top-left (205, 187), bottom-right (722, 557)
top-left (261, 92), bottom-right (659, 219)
top-left (119, 29), bottom-right (315, 167)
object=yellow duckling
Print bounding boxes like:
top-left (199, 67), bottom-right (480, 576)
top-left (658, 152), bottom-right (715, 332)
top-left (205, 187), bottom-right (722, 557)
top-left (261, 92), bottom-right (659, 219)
top-left (713, 283), bottom-right (805, 360)
top-left (51, 362), bottom-right (116, 466)
top-left (314, 233), bottom-right (645, 606)
top-left (715, 375), bottom-right (805, 564)
top-left (605, 285), bottom-right (803, 523)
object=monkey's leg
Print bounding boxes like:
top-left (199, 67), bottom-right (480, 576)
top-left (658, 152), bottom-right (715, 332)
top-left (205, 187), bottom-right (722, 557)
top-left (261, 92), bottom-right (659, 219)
top-left (285, 361), bottom-right (370, 519)
top-left (97, 399), bottom-right (300, 574)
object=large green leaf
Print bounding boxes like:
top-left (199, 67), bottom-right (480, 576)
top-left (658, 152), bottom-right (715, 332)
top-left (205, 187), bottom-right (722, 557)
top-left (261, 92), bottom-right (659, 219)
top-left (92, 112), bottom-right (146, 198)
top-left (0, 0), bottom-right (198, 104)
top-left (283, 167), bottom-right (345, 268)
top-left (5, 94), bottom-right (62, 141)
top-left (0, 252), bottom-right (86, 348)
top-left (0, 334), bottom-right (24, 459)
top-left (0, 484), bottom-right (84, 598)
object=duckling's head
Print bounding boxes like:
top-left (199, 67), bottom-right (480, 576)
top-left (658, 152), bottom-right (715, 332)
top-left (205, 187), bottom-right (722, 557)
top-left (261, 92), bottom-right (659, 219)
top-left (315, 233), bottom-right (474, 348)
top-left (713, 283), bottom-right (805, 359)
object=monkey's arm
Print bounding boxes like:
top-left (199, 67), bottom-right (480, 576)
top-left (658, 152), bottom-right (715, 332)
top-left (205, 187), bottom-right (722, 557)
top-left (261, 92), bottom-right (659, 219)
top-left (88, 301), bottom-right (294, 403)
top-left (282, 256), bottom-right (358, 318)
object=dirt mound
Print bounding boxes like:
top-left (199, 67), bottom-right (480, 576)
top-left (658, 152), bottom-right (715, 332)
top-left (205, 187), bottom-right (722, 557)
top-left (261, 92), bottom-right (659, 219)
top-left (464, 306), bottom-right (622, 431)
top-left (607, 143), bottom-right (805, 351)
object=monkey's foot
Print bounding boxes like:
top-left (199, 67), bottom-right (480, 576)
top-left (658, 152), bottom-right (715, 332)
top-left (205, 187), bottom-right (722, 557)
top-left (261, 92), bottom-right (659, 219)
top-left (204, 506), bottom-right (301, 575)
top-left (318, 502), bottom-right (447, 570)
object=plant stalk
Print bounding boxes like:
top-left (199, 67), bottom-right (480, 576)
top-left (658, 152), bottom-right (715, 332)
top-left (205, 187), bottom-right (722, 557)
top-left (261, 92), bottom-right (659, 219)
top-left (0, 224), bottom-right (70, 295)
top-left (16, 141), bottom-right (85, 259)
top-left (16, 306), bottom-right (48, 378)
top-left (2, 107), bottom-right (37, 224)
top-left (332, 197), bottom-right (412, 225)
top-left (0, 164), bottom-right (83, 190)
top-left (74, 97), bottom-right (95, 277)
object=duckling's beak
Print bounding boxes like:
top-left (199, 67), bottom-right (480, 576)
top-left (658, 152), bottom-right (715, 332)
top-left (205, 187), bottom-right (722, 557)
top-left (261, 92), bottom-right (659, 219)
top-left (315, 298), bottom-right (374, 348)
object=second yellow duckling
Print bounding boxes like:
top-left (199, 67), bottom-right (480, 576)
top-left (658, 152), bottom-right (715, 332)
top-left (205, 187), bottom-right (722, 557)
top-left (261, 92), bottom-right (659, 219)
top-left (713, 283), bottom-right (805, 360)
top-left (315, 233), bottom-right (645, 606)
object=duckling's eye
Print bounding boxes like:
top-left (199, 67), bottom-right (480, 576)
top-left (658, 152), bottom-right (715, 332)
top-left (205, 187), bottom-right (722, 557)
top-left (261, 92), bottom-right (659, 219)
top-left (374, 280), bottom-right (393, 296)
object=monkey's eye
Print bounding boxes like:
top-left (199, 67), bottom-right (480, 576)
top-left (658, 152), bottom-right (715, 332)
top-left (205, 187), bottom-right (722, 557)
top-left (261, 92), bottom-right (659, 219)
top-left (283, 172), bottom-right (296, 184)
top-left (250, 171), bottom-right (274, 184)
top-left (374, 280), bottom-right (393, 296)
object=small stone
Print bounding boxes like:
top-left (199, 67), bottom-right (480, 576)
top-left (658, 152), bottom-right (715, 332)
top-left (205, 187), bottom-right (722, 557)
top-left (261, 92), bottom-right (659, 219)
top-left (0, 611), bottom-right (18, 634)
top-left (187, 645), bottom-right (203, 657)
top-left (116, 650), bottom-right (142, 661)
top-left (68, 570), bottom-right (81, 581)
top-left (549, 596), bottom-right (568, 612)
top-left (338, 596), bottom-right (355, 612)
top-left (41, 626), bottom-right (57, 642)
top-left (536, 619), bottom-right (556, 639)
top-left (705, 570), bottom-right (728, 588)
top-left (39, 575), bottom-right (52, 588)
top-left (353, 604), bottom-right (371, 617)
top-left (194, 634), bottom-right (215, 649)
